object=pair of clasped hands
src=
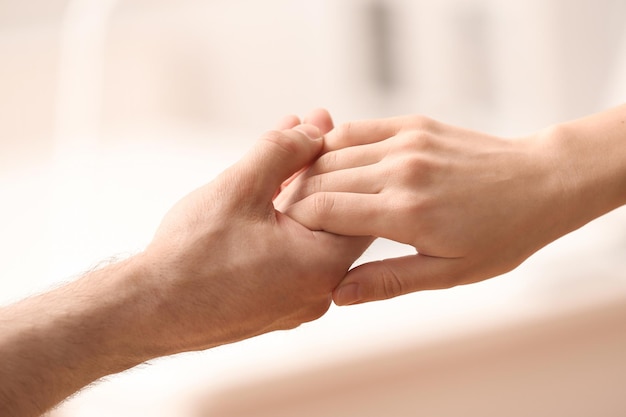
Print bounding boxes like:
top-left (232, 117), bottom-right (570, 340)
top-left (4, 105), bottom-right (624, 417)
top-left (148, 102), bottom-right (626, 356)
top-left (150, 106), bottom-right (604, 353)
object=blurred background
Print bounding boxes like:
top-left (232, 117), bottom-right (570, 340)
top-left (1, 0), bottom-right (626, 416)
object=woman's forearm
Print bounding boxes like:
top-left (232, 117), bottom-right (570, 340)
top-left (546, 104), bottom-right (626, 227)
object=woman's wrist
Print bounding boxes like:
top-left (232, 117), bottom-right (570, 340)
top-left (538, 106), bottom-right (626, 233)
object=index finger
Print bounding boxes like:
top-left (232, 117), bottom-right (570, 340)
top-left (324, 114), bottom-right (439, 153)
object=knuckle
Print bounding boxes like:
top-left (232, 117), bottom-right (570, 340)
top-left (387, 132), bottom-right (439, 180)
top-left (333, 121), bottom-right (359, 148)
top-left (336, 121), bottom-right (355, 138)
top-left (313, 192), bottom-right (335, 217)
top-left (403, 114), bottom-right (437, 132)
top-left (316, 150), bottom-right (338, 172)
top-left (408, 130), bottom-right (435, 150)
top-left (308, 174), bottom-right (324, 196)
top-left (261, 129), bottom-right (301, 156)
top-left (392, 154), bottom-right (433, 186)
top-left (292, 176), bottom-right (324, 206)
top-left (378, 262), bottom-right (405, 300)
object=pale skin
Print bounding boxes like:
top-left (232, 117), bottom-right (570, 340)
top-left (3, 106), bottom-right (626, 417)
top-left (0, 110), bottom-right (371, 417)
top-left (281, 104), bottom-right (626, 306)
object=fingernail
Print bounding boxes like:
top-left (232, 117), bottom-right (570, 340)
top-left (334, 283), bottom-right (361, 306)
top-left (294, 124), bottom-right (321, 141)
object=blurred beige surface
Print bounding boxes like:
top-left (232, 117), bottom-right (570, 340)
top-left (1, 1), bottom-right (626, 416)
top-left (196, 294), bottom-right (626, 417)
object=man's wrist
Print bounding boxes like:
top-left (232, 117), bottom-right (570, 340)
top-left (81, 254), bottom-right (182, 365)
top-left (40, 257), bottom-right (160, 373)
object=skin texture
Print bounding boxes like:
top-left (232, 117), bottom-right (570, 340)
top-left (0, 111), bottom-right (372, 417)
top-left (282, 105), bottom-right (626, 305)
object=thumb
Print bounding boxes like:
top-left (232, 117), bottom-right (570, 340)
top-left (239, 124), bottom-right (323, 202)
top-left (333, 254), bottom-right (465, 305)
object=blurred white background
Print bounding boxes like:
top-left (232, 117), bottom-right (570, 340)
top-left (1, 1), bottom-right (626, 416)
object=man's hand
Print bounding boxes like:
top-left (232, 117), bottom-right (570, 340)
top-left (138, 122), bottom-right (370, 354)
top-left (0, 116), bottom-right (373, 417)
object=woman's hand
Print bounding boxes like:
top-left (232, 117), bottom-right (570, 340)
top-left (281, 114), bottom-right (600, 305)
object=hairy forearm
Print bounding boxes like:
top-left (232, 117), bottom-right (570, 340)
top-left (0, 121), bottom-right (358, 416)
top-left (0, 259), bottom-right (157, 417)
